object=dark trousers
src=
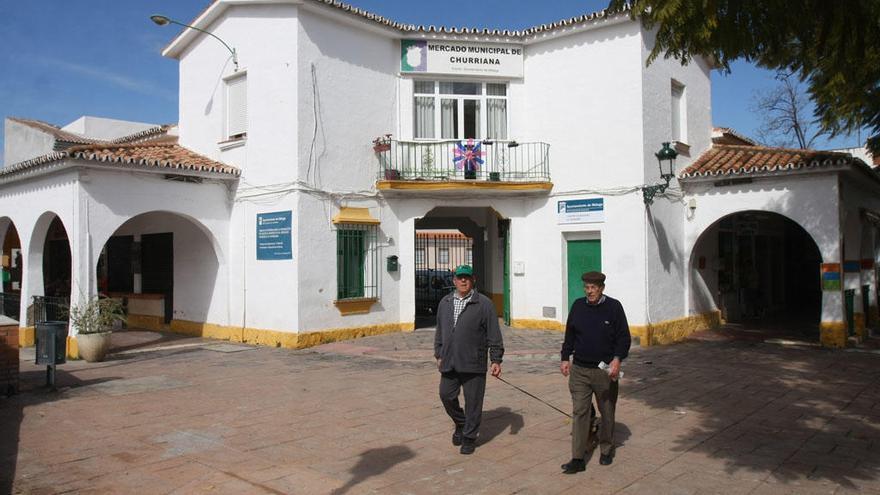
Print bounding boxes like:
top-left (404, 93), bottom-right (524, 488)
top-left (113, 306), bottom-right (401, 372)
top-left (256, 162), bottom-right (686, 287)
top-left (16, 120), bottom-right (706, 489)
top-left (569, 363), bottom-right (618, 457)
top-left (439, 371), bottom-right (486, 440)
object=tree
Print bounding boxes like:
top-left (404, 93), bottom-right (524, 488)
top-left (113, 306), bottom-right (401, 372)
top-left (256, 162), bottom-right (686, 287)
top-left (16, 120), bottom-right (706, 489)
top-left (753, 74), bottom-right (827, 149)
top-left (609, 0), bottom-right (880, 153)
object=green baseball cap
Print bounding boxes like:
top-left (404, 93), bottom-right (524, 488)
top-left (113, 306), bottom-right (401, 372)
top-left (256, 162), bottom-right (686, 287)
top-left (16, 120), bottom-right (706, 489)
top-left (454, 264), bottom-right (474, 277)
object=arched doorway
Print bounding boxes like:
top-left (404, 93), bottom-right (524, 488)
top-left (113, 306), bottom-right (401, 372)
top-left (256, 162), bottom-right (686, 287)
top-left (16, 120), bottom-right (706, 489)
top-left (691, 210), bottom-right (822, 339)
top-left (0, 219), bottom-right (22, 320)
top-left (414, 207), bottom-right (507, 328)
top-left (27, 215), bottom-right (72, 323)
top-left (95, 211), bottom-right (222, 331)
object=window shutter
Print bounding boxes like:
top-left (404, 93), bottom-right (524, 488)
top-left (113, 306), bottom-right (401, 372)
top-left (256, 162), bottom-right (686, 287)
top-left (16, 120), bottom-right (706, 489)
top-left (226, 75), bottom-right (247, 138)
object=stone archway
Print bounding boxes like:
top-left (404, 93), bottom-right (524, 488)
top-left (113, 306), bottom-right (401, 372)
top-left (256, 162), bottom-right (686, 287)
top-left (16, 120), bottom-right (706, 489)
top-left (690, 210), bottom-right (822, 339)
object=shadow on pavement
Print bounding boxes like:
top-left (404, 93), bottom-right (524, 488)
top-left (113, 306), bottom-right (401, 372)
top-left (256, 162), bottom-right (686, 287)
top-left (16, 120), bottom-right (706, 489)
top-left (332, 445), bottom-right (416, 495)
top-left (624, 340), bottom-right (880, 489)
top-left (480, 406), bottom-right (524, 445)
top-left (0, 370), bottom-right (121, 494)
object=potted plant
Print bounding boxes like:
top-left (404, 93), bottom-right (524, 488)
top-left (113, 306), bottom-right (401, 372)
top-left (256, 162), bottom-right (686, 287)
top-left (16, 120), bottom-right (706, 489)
top-left (69, 296), bottom-right (125, 362)
top-left (373, 135), bottom-right (399, 180)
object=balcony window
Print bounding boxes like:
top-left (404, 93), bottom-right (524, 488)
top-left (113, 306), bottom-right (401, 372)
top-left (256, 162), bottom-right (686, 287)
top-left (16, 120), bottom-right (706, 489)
top-left (414, 81), bottom-right (507, 140)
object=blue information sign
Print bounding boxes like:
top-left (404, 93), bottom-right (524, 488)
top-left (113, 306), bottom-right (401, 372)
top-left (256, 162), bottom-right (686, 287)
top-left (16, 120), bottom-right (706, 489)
top-left (256, 211), bottom-right (292, 260)
top-left (557, 198), bottom-right (604, 224)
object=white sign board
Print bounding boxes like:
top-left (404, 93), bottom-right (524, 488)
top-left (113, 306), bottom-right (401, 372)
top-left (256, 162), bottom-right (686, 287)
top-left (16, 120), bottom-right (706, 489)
top-left (558, 198), bottom-right (604, 224)
top-left (401, 39), bottom-right (524, 78)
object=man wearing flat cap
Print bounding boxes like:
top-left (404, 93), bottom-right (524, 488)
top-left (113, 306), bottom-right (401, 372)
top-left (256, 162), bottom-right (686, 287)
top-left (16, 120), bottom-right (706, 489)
top-left (560, 271), bottom-right (631, 474)
top-left (434, 264), bottom-right (504, 455)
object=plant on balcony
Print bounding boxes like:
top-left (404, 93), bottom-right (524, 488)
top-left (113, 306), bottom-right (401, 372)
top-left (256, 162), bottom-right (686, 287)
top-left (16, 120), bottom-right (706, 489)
top-left (68, 296), bottom-right (125, 362)
top-left (420, 146), bottom-right (435, 179)
top-left (372, 135), bottom-right (392, 153)
top-left (373, 134), bottom-right (399, 180)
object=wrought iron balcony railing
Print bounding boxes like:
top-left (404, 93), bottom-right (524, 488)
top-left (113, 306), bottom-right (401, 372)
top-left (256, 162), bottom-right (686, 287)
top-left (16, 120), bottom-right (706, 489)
top-left (374, 139), bottom-right (550, 182)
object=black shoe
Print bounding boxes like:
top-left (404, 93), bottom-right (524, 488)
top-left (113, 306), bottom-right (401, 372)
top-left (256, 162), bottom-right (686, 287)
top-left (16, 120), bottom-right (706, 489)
top-left (561, 458), bottom-right (586, 474)
top-left (460, 438), bottom-right (476, 455)
top-left (452, 426), bottom-right (463, 446)
top-left (599, 453), bottom-right (614, 465)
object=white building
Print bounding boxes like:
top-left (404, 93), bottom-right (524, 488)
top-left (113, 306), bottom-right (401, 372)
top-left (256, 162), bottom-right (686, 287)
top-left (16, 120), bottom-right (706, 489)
top-left (2, 0), bottom-right (877, 355)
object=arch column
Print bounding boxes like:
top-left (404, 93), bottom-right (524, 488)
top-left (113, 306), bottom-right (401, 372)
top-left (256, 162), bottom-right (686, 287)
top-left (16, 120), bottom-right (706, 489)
top-left (68, 184), bottom-right (96, 343)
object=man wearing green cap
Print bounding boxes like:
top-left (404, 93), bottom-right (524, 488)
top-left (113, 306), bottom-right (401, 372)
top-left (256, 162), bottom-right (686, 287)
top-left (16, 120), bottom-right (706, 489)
top-left (434, 264), bottom-right (504, 455)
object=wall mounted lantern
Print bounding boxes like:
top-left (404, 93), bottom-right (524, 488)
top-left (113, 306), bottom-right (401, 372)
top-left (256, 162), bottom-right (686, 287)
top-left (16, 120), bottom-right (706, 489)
top-left (642, 142), bottom-right (678, 205)
top-left (150, 14), bottom-right (239, 72)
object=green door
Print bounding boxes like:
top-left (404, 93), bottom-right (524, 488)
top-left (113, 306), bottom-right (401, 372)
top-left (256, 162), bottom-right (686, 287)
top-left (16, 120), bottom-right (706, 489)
top-left (567, 240), bottom-right (601, 310)
top-left (502, 220), bottom-right (511, 325)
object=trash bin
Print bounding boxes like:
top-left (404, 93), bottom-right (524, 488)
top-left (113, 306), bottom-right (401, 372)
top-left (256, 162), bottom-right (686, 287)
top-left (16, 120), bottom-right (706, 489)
top-left (35, 321), bottom-right (68, 365)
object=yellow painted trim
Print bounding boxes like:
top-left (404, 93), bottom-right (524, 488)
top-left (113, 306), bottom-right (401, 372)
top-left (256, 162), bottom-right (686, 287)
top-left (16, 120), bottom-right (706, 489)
top-left (332, 206), bottom-right (380, 224)
top-left (377, 180), bottom-right (553, 191)
top-left (168, 319), bottom-right (415, 350)
top-left (820, 321), bottom-right (847, 348)
top-left (489, 293), bottom-right (504, 316)
top-left (853, 313), bottom-right (867, 340)
top-left (19, 326), bottom-right (34, 347)
top-left (66, 336), bottom-right (79, 360)
top-left (127, 314), bottom-right (166, 332)
top-left (333, 298), bottom-right (378, 316)
top-left (631, 311), bottom-right (723, 347)
top-left (510, 319), bottom-right (565, 332)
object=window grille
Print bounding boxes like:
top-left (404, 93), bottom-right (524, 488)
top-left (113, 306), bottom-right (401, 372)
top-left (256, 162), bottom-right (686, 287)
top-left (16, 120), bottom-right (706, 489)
top-left (336, 223), bottom-right (378, 300)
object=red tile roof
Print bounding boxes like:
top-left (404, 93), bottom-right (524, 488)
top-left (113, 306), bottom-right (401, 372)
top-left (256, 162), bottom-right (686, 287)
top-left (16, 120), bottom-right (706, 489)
top-left (1, 142), bottom-right (239, 180)
top-left (176, 0), bottom-right (629, 46)
top-left (681, 145), bottom-right (853, 179)
top-left (711, 127), bottom-right (757, 146)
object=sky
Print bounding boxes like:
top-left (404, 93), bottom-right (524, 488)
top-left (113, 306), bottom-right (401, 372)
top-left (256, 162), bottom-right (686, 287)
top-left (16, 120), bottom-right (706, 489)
top-left (0, 0), bottom-right (866, 165)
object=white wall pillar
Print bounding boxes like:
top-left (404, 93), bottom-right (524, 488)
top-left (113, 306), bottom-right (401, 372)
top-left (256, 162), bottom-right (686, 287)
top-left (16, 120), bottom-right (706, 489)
top-left (68, 180), bottom-right (95, 337)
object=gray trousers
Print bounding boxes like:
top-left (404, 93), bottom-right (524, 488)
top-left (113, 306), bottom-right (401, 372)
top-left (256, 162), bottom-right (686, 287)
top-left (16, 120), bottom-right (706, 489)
top-left (439, 371), bottom-right (486, 440)
top-left (569, 363), bottom-right (618, 457)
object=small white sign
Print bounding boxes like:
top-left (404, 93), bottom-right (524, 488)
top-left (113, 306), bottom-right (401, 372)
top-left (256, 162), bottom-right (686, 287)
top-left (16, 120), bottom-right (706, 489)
top-left (558, 198), bottom-right (604, 224)
top-left (513, 261), bottom-right (525, 276)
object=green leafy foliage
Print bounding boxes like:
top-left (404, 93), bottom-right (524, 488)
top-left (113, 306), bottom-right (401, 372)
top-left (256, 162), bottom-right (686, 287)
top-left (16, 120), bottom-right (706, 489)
top-left (610, 0), bottom-right (880, 153)
top-left (68, 297), bottom-right (125, 335)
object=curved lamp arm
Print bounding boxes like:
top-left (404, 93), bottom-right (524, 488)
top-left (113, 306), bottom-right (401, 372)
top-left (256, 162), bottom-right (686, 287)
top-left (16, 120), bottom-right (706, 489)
top-left (151, 15), bottom-right (239, 71)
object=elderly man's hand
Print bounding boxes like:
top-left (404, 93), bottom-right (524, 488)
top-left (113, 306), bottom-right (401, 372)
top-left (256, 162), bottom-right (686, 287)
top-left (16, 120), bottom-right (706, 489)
top-left (560, 361), bottom-right (571, 377)
top-left (490, 363), bottom-right (502, 378)
top-left (609, 358), bottom-right (621, 381)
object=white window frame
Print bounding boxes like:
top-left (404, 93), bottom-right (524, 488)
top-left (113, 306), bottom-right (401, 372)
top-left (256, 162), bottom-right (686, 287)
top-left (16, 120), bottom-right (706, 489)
top-left (412, 80), bottom-right (509, 141)
top-left (224, 71), bottom-right (248, 141)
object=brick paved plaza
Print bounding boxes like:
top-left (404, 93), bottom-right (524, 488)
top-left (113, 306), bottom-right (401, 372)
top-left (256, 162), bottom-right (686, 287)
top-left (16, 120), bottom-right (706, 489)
top-left (2, 326), bottom-right (879, 494)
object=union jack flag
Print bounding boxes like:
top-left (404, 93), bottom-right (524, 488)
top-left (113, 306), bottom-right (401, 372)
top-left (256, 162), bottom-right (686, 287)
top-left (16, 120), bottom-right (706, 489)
top-left (453, 139), bottom-right (484, 172)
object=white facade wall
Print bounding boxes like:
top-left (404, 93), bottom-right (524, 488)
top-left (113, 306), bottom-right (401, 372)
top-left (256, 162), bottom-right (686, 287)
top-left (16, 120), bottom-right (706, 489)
top-left (62, 116), bottom-right (156, 141)
top-left (3, 120), bottom-right (56, 167)
top-left (639, 28), bottom-right (714, 323)
top-left (683, 173), bottom-right (843, 323)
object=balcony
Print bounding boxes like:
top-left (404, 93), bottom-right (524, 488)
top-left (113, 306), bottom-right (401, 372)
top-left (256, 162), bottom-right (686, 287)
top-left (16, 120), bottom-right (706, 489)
top-left (374, 138), bottom-right (552, 194)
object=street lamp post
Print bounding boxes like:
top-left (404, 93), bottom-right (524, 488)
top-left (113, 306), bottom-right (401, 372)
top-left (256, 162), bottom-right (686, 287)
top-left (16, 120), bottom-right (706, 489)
top-left (642, 142), bottom-right (678, 205)
top-left (150, 14), bottom-right (239, 72)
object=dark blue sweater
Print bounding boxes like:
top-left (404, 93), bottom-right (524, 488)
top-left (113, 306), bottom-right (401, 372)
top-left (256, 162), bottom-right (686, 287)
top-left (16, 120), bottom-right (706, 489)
top-left (561, 295), bottom-right (631, 366)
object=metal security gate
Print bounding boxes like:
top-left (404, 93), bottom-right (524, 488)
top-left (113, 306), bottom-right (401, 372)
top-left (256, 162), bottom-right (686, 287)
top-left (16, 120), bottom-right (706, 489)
top-left (415, 230), bottom-right (473, 316)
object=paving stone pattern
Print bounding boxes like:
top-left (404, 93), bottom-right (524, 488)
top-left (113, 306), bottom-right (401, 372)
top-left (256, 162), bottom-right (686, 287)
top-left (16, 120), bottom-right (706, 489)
top-left (1, 326), bottom-right (879, 494)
